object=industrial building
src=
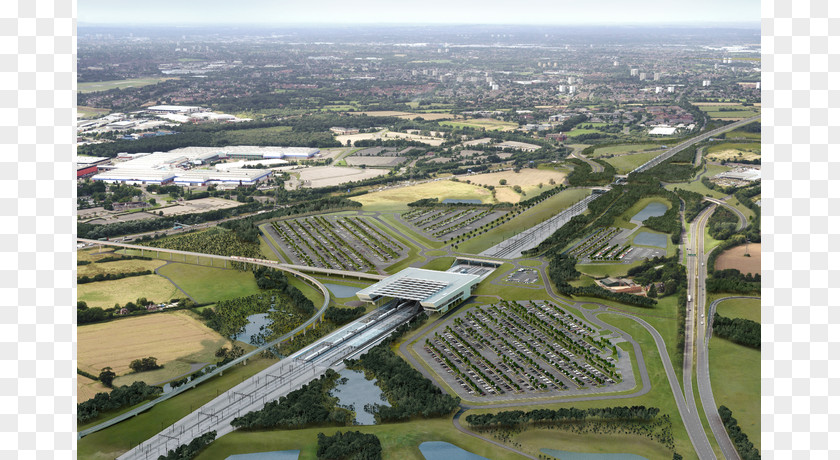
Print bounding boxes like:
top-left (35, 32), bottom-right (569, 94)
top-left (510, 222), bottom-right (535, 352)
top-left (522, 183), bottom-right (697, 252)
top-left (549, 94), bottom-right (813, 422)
top-left (90, 169), bottom-right (178, 185)
top-left (147, 105), bottom-right (202, 114)
top-left (357, 260), bottom-right (499, 314)
top-left (494, 141), bottom-right (542, 152)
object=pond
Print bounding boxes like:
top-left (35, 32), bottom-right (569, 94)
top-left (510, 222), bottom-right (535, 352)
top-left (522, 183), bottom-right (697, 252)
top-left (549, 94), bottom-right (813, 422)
top-left (323, 283), bottom-right (363, 298)
top-left (540, 448), bottom-right (648, 460)
top-left (631, 202), bottom-right (667, 222)
top-left (330, 369), bottom-right (391, 425)
top-left (633, 231), bottom-right (668, 249)
top-left (442, 198), bottom-right (482, 204)
top-left (225, 450), bottom-right (300, 460)
top-left (419, 441), bottom-right (489, 460)
top-left (235, 310), bottom-right (274, 346)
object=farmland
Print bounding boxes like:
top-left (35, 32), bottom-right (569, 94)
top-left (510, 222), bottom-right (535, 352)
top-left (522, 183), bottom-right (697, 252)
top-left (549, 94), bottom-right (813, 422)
top-left (77, 274), bottom-right (181, 308)
top-left (289, 165), bottom-right (390, 188)
top-left (694, 104), bottom-right (760, 120)
top-left (351, 180), bottom-right (494, 210)
top-left (335, 129), bottom-right (446, 146)
top-left (77, 77), bottom-right (178, 93)
top-left (465, 170), bottom-right (567, 190)
top-left (592, 143), bottom-right (661, 157)
top-left (78, 375), bottom-right (112, 404)
top-left (602, 150), bottom-right (664, 174)
top-left (705, 142), bottom-right (761, 162)
top-left (78, 310), bottom-right (231, 388)
top-left (78, 259), bottom-right (167, 278)
top-left (713, 243), bottom-right (761, 274)
top-left (355, 110), bottom-right (454, 120)
top-left (440, 118), bottom-right (519, 131)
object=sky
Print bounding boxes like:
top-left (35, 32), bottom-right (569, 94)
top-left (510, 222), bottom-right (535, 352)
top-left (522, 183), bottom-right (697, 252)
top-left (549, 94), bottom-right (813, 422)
top-left (79, 0), bottom-right (760, 26)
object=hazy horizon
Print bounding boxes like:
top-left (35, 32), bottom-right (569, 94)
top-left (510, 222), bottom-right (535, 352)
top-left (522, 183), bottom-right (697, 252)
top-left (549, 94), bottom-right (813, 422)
top-left (79, 0), bottom-right (759, 26)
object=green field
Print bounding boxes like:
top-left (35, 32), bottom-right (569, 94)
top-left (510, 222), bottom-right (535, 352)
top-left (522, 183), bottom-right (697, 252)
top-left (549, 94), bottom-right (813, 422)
top-left (78, 77), bottom-right (177, 93)
top-left (156, 263), bottom-right (263, 304)
top-left (221, 125), bottom-right (294, 144)
top-left (576, 260), bottom-right (644, 278)
top-left (603, 150), bottom-right (664, 174)
top-left (77, 274), bottom-right (181, 308)
top-left (714, 296), bottom-right (760, 323)
top-left (697, 105), bottom-right (760, 119)
top-left (708, 337), bottom-right (760, 450)
top-left (456, 187), bottom-right (592, 254)
top-left (421, 257), bottom-right (455, 271)
top-left (592, 143), bottom-right (661, 157)
top-left (663, 164), bottom-right (731, 198)
top-left (723, 129), bottom-right (761, 140)
top-left (77, 106), bottom-right (110, 119)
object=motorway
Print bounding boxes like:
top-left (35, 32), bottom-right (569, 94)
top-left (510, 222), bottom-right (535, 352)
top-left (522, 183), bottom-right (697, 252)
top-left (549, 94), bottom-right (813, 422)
top-left (632, 115), bottom-right (761, 174)
top-left (117, 301), bottom-right (419, 460)
top-left (569, 144), bottom-right (603, 172)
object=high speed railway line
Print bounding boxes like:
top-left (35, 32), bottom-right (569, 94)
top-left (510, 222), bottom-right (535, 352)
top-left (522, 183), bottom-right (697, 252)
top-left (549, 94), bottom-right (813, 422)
top-left (117, 300), bottom-right (419, 460)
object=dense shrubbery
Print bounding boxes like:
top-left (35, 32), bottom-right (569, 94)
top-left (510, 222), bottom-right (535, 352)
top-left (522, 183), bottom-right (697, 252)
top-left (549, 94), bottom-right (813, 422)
top-left (719, 406), bottom-right (761, 460)
top-left (253, 266), bottom-right (316, 315)
top-left (129, 357), bottom-right (161, 373)
top-left (141, 227), bottom-right (261, 258)
top-left (316, 430), bottom-right (382, 460)
top-left (707, 268), bottom-right (760, 294)
top-left (628, 256), bottom-right (686, 296)
top-left (674, 188), bottom-right (709, 222)
top-left (157, 430), bottom-right (217, 460)
top-left (324, 306), bottom-right (366, 325)
top-left (465, 406), bottom-right (661, 427)
top-left (712, 314), bottom-right (760, 349)
top-left (231, 369), bottom-right (353, 430)
top-left (708, 207), bottom-right (739, 240)
top-left (345, 341), bottom-right (460, 423)
top-left (77, 381), bottom-right (161, 423)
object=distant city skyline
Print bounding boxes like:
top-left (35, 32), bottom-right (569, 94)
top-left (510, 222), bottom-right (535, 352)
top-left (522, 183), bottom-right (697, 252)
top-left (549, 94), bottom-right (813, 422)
top-left (79, 0), bottom-right (759, 26)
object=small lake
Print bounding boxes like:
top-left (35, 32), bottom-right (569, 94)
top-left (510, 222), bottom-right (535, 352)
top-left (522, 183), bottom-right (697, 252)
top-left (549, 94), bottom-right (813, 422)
top-left (631, 202), bottom-right (667, 222)
top-left (633, 231), bottom-right (668, 249)
top-left (331, 369), bottom-right (391, 425)
top-left (442, 198), bottom-right (482, 204)
top-left (225, 450), bottom-right (300, 460)
top-left (419, 441), bottom-right (489, 460)
top-left (540, 448), bottom-right (648, 460)
top-left (323, 283), bottom-right (363, 298)
top-left (235, 310), bottom-right (274, 346)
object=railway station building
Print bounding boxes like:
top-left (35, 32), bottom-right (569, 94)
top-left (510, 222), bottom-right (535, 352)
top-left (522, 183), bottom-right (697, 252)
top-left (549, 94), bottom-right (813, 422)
top-left (356, 267), bottom-right (483, 314)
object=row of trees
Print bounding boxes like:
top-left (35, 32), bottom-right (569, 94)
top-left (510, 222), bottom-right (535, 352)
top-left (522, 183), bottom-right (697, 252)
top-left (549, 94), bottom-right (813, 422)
top-left (707, 268), bottom-right (760, 294)
top-left (712, 313), bottom-right (760, 349)
top-left (718, 406), bottom-right (761, 460)
top-left (316, 430), bottom-right (382, 460)
top-left (465, 406), bottom-right (661, 428)
top-left (77, 381), bottom-right (161, 423)
top-left (344, 340), bottom-right (460, 423)
top-left (230, 369), bottom-right (353, 430)
top-left (77, 270), bottom-right (152, 284)
top-left (565, 158), bottom-right (617, 186)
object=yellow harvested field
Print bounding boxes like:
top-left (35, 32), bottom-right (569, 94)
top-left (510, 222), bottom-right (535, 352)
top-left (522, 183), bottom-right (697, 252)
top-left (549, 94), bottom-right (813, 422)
top-left (706, 149), bottom-right (761, 162)
top-left (77, 274), bottom-right (181, 308)
top-left (78, 248), bottom-right (123, 263)
top-left (441, 118), bottom-right (519, 131)
top-left (357, 111), bottom-right (454, 120)
top-left (494, 187), bottom-right (522, 203)
top-left (714, 243), bottom-right (761, 275)
top-left (78, 374), bottom-right (111, 403)
top-left (78, 310), bottom-right (231, 377)
top-left (466, 170), bottom-right (567, 188)
top-left (78, 259), bottom-right (168, 277)
top-left (352, 180), bottom-right (493, 209)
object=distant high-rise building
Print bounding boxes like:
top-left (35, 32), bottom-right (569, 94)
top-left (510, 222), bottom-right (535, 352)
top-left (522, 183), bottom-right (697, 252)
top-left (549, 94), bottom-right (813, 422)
top-left (614, 61), bottom-right (619, 66)
top-left (655, 87), bottom-right (662, 94)
top-left (568, 85), bottom-right (576, 94)
top-left (756, 82), bottom-right (761, 89)
top-left (639, 73), bottom-right (647, 81)
top-left (567, 76), bottom-right (575, 85)
top-left (630, 68), bottom-right (639, 76)
top-left (702, 80), bottom-right (711, 87)
top-left (557, 85), bottom-right (566, 93)
top-left (667, 86), bottom-right (675, 93)
top-left (653, 72), bottom-right (661, 81)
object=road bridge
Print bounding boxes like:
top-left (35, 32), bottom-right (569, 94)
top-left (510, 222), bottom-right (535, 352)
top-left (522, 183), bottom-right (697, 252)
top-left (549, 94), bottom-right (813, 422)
top-left (703, 196), bottom-right (749, 231)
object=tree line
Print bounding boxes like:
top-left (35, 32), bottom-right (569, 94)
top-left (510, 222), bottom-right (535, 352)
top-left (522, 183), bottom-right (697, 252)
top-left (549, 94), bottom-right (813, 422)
top-left (324, 306), bottom-right (366, 326)
top-left (718, 406), bottom-right (761, 460)
top-left (465, 405), bottom-right (661, 428)
top-left (707, 268), bottom-right (760, 294)
top-left (77, 381), bottom-right (161, 423)
top-left (565, 158), bottom-right (617, 186)
top-left (77, 270), bottom-right (152, 284)
top-left (230, 369), bottom-right (353, 430)
top-left (712, 313), bottom-right (760, 349)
